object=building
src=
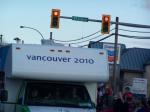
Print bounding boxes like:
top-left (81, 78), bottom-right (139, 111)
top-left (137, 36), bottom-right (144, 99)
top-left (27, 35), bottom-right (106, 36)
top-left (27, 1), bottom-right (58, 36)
top-left (120, 48), bottom-right (150, 97)
top-left (89, 41), bottom-right (150, 97)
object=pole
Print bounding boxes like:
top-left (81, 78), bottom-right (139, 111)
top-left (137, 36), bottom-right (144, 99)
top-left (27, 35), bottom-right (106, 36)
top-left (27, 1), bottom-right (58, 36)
top-left (0, 34), bottom-right (3, 43)
top-left (20, 26), bottom-right (44, 39)
top-left (50, 32), bottom-right (53, 40)
top-left (113, 17), bottom-right (119, 95)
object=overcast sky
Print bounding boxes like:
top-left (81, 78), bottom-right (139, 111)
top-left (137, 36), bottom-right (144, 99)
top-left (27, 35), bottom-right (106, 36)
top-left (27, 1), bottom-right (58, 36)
top-left (0, 0), bottom-right (150, 48)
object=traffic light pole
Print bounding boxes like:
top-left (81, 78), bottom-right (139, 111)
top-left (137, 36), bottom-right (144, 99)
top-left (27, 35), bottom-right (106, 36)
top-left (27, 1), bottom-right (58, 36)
top-left (113, 17), bottom-right (119, 95)
top-left (60, 16), bottom-right (150, 28)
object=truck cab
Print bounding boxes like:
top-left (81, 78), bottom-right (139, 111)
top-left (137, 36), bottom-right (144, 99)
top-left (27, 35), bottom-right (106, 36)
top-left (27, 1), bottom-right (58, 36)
top-left (16, 81), bottom-right (95, 112)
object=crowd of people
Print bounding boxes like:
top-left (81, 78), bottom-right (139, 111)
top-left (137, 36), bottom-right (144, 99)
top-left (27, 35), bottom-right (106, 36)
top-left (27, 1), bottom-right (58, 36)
top-left (97, 84), bottom-right (150, 112)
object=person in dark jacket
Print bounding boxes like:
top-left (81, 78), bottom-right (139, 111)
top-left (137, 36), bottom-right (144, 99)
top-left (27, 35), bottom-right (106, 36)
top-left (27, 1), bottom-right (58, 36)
top-left (113, 94), bottom-right (124, 112)
top-left (113, 92), bottom-right (129, 112)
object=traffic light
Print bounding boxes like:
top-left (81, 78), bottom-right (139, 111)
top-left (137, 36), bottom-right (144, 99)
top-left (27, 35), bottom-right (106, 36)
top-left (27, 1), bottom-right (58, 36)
top-left (101, 15), bottom-right (111, 34)
top-left (50, 9), bottom-right (60, 28)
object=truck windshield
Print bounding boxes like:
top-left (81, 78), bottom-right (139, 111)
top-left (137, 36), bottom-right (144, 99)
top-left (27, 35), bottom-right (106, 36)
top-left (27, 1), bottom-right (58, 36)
top-left (24, 82), bottom-right (93, 108)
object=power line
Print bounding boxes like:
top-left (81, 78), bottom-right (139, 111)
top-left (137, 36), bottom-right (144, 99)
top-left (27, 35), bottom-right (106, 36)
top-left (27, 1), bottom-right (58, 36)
top-left (54, 30), bottom-right (100, 42)
top-left (79, 33), bottom-right (150, 48)
top-left (69, 34), bottom-right (103, 45)
top-left (54, 28), bottom-right (115, 43)
top-left (79, 33), bottom-right (115, 47)
top-left (69, 29), bottom-right (115, 45)
top-left (118, 34), bottom-right (150, 39)
top-left (119, 29), bottom-right (150, 33)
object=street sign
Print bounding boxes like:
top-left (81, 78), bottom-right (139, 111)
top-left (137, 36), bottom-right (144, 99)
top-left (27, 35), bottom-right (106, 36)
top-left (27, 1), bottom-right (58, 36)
top-left (72, 16), bottom-right (88, 22)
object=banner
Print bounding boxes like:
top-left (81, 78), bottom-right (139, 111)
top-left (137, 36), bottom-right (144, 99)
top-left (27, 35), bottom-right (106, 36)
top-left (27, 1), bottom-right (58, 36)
top-left (132, 78), bottom-right (147, 95)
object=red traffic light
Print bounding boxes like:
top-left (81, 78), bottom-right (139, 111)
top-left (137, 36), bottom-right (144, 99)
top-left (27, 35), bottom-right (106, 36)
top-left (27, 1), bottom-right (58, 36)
top-left (104, 17), bottom-right (109, 22)
top-left (101, 15), bottom-right (111, 34)
top-left (53, 11), bottom-right (59, 16)
top-left (50, 9), bottom-right (60, 28)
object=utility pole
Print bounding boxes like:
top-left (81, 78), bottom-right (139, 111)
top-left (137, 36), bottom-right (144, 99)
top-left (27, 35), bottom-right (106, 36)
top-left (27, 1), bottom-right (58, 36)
top-left (50, 32), bottom-right (53, 40)
top-left (0, 34), bottom-right (3, 43)
top-left (113, 17), bottom-right (119, 94)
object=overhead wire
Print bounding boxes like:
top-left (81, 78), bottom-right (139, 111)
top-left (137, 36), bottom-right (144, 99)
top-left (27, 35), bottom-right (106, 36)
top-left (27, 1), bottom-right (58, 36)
top-left (53, 30), bottom-right (101, 42)
top-left (69, 34), bottom-right (102, 45)
top-left (118, 34), bottom-right (150, 39)
top-left (118, 27), bottom-right (150, 39)
top-left (79, 32), bottom-right (150, 47)
top-left (54, 28), bottom-right (115, 43)
top-left (79, 33), bottom-right (115, 47)
top-left (68, 28), bottom-right (115, 45)
top-left (53, 25), bottom-right (150, 47)
top-left (119, 29), bottom-right (150, 33)
top-left (75, 24), bottom-right (150, 47)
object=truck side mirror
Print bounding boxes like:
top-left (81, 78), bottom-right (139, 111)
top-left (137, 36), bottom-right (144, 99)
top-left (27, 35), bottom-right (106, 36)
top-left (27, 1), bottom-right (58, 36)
top-left (0, 90), bottom-right (8, 101)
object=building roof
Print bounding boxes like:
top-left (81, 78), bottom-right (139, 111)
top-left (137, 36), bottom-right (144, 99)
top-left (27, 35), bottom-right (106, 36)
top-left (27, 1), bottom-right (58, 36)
top-left (120, 48), bottom-right (150, 73)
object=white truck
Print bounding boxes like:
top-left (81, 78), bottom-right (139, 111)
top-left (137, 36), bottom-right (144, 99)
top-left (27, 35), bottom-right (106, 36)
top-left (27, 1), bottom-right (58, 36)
top-left (0, 44), bottom-right (109, 112)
